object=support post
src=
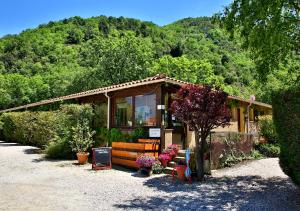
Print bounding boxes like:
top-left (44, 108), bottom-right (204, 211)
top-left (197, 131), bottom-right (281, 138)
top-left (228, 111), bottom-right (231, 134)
top-left (104, 92), bottom-right (111, 147)
top-left (247, 104), bottom-right (250, 133)
top-left (104, 92), bottom-right (111, 130)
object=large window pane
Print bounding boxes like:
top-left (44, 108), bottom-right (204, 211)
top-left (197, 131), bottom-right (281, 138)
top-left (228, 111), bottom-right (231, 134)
top-left (115, 97), bottom-right (133, 127)
top-left (135, 94), bottom-right (156, 126)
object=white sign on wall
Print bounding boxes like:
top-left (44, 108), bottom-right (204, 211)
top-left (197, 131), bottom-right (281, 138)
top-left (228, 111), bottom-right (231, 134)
top-left (149, 128), bottom-right (161, 138)
top-left (157, 105), bottom-right (165, 110)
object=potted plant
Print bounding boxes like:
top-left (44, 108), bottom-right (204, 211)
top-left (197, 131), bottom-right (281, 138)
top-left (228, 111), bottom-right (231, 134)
top-left (163, 148), bottom-right (176, 159)
top-left (136, 154), bottom-right (156, 176)
top-left (158, 153), bottom-right (171, 167)
top-left (69, 120), bottom-right (96, 164)
top-left (168, 144), bottom-right (179, 154)
top-left (152, 160), bottom-right (164, 174)
top-left (175, 160), bottom-right (186, 181)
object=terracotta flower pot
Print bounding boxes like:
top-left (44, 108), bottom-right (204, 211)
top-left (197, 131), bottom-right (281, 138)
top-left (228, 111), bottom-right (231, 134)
top-left (176, 165), bottom-right (186, 181)
top-left (77, 152), bottom-right (89, 165)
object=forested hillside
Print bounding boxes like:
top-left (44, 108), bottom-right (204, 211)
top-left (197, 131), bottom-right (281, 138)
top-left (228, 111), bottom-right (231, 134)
top-left (0, 16), bottom-right (295, 110)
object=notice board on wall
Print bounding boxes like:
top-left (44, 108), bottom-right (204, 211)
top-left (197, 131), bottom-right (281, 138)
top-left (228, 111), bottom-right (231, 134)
top-left (149, 128), bottom-right (161, 138)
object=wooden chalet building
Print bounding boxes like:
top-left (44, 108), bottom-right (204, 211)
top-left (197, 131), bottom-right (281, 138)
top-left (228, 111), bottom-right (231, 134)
top-left (0, 74), bottom-right (272, 149)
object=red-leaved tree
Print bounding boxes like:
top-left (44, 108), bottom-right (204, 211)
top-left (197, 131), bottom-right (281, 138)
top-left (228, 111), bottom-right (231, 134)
top-left (171, 84), bottom-right (231, 180)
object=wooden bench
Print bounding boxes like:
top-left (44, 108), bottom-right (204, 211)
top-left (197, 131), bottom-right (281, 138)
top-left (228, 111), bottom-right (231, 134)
top-left (112, 139), bottom-right (160, 169)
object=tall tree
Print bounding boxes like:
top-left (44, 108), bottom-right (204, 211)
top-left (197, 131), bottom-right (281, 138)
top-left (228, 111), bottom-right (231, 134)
top-left (218, 0), bottom-right (300, 187)
top-left (218, 0), bottom-right (299, 78)
top-left (171, 85), bottom-right (231, 180)
top-left (77, 35), bottom-right (154, 89)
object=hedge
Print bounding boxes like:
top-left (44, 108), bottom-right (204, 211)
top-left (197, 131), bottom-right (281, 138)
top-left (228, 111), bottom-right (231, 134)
top-left (0, 111), bottom-right (68, 148)
top-left (0, 104), bottom-right (94, 158)
top-left (272, 87), bottom-right (300, 186)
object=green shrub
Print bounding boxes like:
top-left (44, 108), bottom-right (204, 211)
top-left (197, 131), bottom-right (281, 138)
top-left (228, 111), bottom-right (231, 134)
top-left (273, 87), bottom-right (300, 186)
top-left (220, 152), bottom-right (247, 168)
top-left (93, 103), bottom-right (107, 128)
top-left (109, 128), bottom-right (125, 142)
top-left (255, 143), bottom-right (280, 157)
top-left (95, 127), bottom-right (125, 147)
top-left (0, 111), bottom-right (68, 148)
top-left (0, 114), bottom-right (4, 138)
top-left (258, 116), bottom-right (278, 144)
top-left (69, 120), bottom-right (95, 153)
top-left (0, 104), bottom-right (94, 157)
top-left (94, 127), bottom-right (146, 146)
top-left (32, 112), bottom-right (69, 148)
top-left (60, 104), bottom-right (94, 125)
top-left (249, 150), bottom-right (263, 159)
top-left (1, 112), bottom-right (25, 142)
top-left (131, 127), bottom-right (147, 142)
top-left (94, 127), bottom-right (110, 147)
top-left (45, 137), bottom-right (73, 159)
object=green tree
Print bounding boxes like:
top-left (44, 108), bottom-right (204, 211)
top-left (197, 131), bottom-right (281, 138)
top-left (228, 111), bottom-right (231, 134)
top-left (98, 18), bottom-right (110, 37)
top-left (151, 55), bottom-right (223, 86)
top-left (65, 28), bottom-right (83, 44)
top-left (219, 0), bottom-right (300, 187)
top-left (0, 15), bottom-right (287, 110)
top-left (77, 35), bottom-right (154, 88)
top-left (218, 0), bottom-right (300, 77)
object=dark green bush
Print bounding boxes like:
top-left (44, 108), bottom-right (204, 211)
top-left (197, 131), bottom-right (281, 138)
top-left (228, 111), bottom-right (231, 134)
top-left (249, 150), bottom-right (263, 159)
top-left (0, 116), bottom-right (3, 139)
top-left (94, 128), bottom-right (110, 147)
top-left (272, 87), bottom-right (300, 186)
top-left (45, 137), bottom-right (73, 159)
top-left (258, 116), bottom-right (278, 144)
top-left (94, 127), bottom-right (147, 146)
top-left (95, 128), bottom-right (125, 146)
top-left (131, 127), bottom-right (147, 142)
top-left (109, 128), bottom-right (125, 142)
top-left (255, 143), bottom-right (280, 157)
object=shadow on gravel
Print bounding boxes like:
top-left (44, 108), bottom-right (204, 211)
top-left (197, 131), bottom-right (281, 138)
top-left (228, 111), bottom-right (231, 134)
top-left (0, 141), bottom-right (20, 147)
top-left (114, 175), bottom-right (300, 210)
top-left (113, 165), bottom-right (136, 173)
top-left (31, 157), bottom-right (72, 163)
top-left (23, 148), bottom-right (43, 154)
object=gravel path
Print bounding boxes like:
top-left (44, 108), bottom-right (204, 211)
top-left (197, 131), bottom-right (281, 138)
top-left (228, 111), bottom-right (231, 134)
top-left (0, 141), bottom-right (299, 211)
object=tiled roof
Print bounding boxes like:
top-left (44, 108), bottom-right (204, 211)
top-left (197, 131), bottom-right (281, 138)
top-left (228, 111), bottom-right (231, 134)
top-left (0, 74), bottom-right (271, 113)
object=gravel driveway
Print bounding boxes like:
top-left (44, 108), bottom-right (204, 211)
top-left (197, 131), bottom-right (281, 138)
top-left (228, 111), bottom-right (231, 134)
top-left (0, 141), bottom-right (299, 211)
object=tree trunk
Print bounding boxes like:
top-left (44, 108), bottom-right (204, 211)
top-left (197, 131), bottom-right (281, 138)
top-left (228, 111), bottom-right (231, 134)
top-left (195, 132), bottom-right (205, 181)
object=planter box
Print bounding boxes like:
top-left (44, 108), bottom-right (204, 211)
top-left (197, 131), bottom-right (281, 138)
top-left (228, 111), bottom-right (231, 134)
top-left (112, 141), bottom-right (160, 169)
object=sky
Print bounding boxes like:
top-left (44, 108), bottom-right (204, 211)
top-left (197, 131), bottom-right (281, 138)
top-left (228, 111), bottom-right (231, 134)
top-left (0, 0), bottom-right (231, 37)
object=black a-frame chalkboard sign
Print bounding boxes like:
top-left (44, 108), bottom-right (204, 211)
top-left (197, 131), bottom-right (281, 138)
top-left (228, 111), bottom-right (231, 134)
top-left (92, 147), bottom-right (112, 170)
